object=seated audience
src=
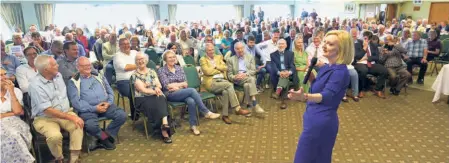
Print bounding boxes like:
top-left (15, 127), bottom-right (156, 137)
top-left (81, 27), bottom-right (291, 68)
top-left (102, 33), bottom-right (119, 84)
top-left (1, 40), bottom-right (21, 82)
top-left (245, 35), bottom-right (265, 92)
top-left (227, 42), bottom-right (265, 113)
top-left (379, 35), bottom-right (410, 95)
top-left (200, 43), bottom-right (250, 124)
top-left (5, 33), bottom-right (27, 63)
top-left (158, 50), bottom-right (220, 134)
top-left (58, 41), bottom-right (80, 84)
top-left (42, 40), bottom-right (64, 60)
top-left (132, 53), bottom-right (172, 143)
top-left (399, 28), bottom-right (411, 49)
top-left (67, 57), bottom-right (126, 150)
top-left (64, 33), bottom-right (86, 57)
top-left (29, 55), bottom-right (83, 163)
top-left (113, 38), bottom-right (138, 119)
top-left (406, 31), bottom-right (429, 84)
top-left (93, 29), bottom-right (108, 61)
top-left (221, 30), bottom-right (234, 55)
top-left (292, 37), bottom-right (310, 93)
top-left (0, 67), bottom-right (35, 163)
top-left (178, 30), bottom-right (194, 55)
top-left (16, 47), bottom-right (38, 95)
top-left (28, 32), bottom-right (51, 53)
top-left (130, 36), bottom-right (141, 52)
top-left (230, 30), bottom-right (247, 56)
top-left (161, 43), bottom-right (186, 66)
top-left (354, 31), bottom-right (388, 99)
top-left (426, 30), bottom-right (441, 62)
top-left (306, 27), bottom-right (328, 72)
top-left (256, 29), bottom-right (283, 80)
top-left (198, 35), bottom-right (223, 62)
top-left (270, 39), bottom-right (299, 109)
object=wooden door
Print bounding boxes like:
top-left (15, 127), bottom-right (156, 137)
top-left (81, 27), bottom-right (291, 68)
top-left (429, 2), bottom-right (449, 24)
top-left (386, 4), bottom-right (397, 21)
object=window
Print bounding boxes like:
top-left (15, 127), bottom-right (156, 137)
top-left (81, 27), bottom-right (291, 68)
top-left (0, 16), bottom-right (13, 40)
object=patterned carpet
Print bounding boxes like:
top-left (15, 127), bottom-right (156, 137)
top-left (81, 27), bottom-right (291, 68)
top-left (76, 86), bottom-right (449, 163)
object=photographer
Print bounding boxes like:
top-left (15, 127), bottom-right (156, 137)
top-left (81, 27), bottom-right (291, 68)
top-left (379, 35), bottom-right (411, 95)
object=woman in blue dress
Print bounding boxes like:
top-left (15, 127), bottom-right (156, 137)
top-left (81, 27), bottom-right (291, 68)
top-left (288, 30), bottom-right (354, 163)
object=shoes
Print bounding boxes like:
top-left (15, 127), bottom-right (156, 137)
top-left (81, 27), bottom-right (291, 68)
top-left (358, 92), bottom-right (365, 98)
top-left (352, 96), bottom-right (360, 102)
top-left (205, 112), bottom-right (220, 119)
top-left (191, 126), bottom-right (200, 135)
top-left (161, 124), bottom-right (172, 143)
top-left (254, 105), bottom-right (265, 114)
top-left (257, 86), bottom-right (264, 93)
top-left (222, 116), bottom-right (232, 124)
top-left (235, 108), bottom-right (251, 116)
top-left (98, 138), bottom-right (116, 150)
top-left (275, 87), bottom-right (283, 95)
top-left (265, 84), bottom-right (270, 89)
top-left (280, 101), bottom-right (287, 109)
top-left (342, 97), bottom-right (349, 102)
top-left (375, 91), bottom-right (386, 99)
top-left (271, 93), bottom-right (280, 99)
top-left (417, 79), bottom-right (424, 85)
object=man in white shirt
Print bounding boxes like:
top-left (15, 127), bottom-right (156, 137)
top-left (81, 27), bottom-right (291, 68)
top-left (113, 38), bottom-right (138, 120)
top-left (255, 28), bottom-right (281, 80)
top-left (305, 29), bottom-right (328, 72)
top-left (16, 47), bottom-right (39, 94)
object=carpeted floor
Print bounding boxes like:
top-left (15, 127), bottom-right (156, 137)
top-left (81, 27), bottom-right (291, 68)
top-left (78, 84), bottom-right (449, 163)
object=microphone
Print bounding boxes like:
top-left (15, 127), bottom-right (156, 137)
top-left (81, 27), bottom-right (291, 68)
top-left (303, 57), bottom-right (318, 84)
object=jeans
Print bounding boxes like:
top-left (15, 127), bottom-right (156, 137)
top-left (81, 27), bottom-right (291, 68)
top-left (104, 61), bottom-right (115, 85)
top-left (78, 104), bottom-right (127, 138)
top-left (348, 68), bottom-right (359, 97)
top-left (116, 80), bottom-right (136, 119)
top-left (166, 88), bottom-right (210, 126)
top-left (256, 65), bottom-right (267, 86)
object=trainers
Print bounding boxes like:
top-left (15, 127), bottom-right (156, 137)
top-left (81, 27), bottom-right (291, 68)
top-left (98, 138), bottom-right (116, 150)
top-left (254, 105), bottom-right (265, 114)
top-left (205, 112), bottom-right (220, 119)
top-left (191, 126), bottom-right (200, 135)
top-left (265, 84), bottom-right (270, 89)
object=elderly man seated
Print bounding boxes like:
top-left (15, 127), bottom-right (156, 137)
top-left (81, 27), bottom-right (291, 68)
top-left (269, 39), bottom-right (299, 109)
top-left (28, 32), bottom-right (51, 53)
top-left (200, 43), bottom-right (250, 124)
top-left (16, 47), bottom-right (38, 106)
top-left (227, 42), bottom-right (264, 114)
top-left (5, 33), bottom-right (27, 63)
top-left (67, 57), bottom-right (126, 150)
top-left (28, 55), bottom-right (84, 163)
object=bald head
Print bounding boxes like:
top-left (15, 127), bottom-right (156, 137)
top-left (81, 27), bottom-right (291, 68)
top-left (65, 33), bottom-right (74, 42)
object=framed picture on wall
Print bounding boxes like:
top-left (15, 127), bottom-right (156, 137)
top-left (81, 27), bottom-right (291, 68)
top-left (344, 2), bottom-right (356, 13)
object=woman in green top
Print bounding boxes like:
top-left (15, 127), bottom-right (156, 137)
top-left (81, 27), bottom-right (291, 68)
top-left (292, 38), bottom-right (310, 93)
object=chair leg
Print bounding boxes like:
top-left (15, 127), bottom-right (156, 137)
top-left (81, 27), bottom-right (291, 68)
top-left (143, 117), bottom-right (149, 140)
top-left (121, 96), bottom-right (126, 112)
top-left (196, 107), bottom-right (200, 126)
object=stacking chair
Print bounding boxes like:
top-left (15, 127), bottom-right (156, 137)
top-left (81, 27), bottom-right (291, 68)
top-left (183, 55), bottom-right (196, 66)
top-left (129, 76), bottom-right (151, 139)
top-left (145, 48), bottom-right (162, 67)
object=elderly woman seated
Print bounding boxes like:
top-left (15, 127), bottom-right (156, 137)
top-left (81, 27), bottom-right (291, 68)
top-left (157, 50), bottom-right (220, 135)
top-left (0, 67), bottom-right (34, 162)
top-left (132, 53), bottom-right (172, 143)
top-left (160, 43), bottom-right (186, 66)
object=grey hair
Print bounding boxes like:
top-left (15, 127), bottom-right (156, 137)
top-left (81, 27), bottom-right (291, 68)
top-left (234, 42), bottom-right (244, 50)
top-left (135, 52), bottom-right (149, 63)
top-left (34, 55), bottom-right (53, 73)
top-left (12, 33), bottom-right (21, 38)
top-left (75, 56), bottom-right (89, 66)
top-left (51, 40), bottom-right (63, 49)
top-left (223, 30), bottom-right (230, 36)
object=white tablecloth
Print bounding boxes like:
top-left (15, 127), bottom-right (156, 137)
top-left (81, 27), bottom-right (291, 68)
top-left (432, 64), bottom-right (449, 102)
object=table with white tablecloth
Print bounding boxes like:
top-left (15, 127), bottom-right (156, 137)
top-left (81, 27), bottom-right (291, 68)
top-left (432, 64), bottom-right (449, 103)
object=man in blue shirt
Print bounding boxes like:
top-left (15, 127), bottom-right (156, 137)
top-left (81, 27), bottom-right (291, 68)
top-left (1, 40), bottom-right (21, 82)
top-left (28, 55), bottom-right (84, 163)
top-left (67, 57), bottom-right (126, 150)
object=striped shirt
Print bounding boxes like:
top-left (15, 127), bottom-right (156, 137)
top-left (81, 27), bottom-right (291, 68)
top-left (406, 39), bottom-right (427, 58)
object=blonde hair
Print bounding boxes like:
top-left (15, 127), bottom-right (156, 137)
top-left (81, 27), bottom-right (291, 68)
top-left (325, 30), bottom-right (354, 65)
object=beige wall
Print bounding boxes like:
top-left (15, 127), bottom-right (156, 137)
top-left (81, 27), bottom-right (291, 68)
top-left (399, 1), bottom-right (432, 20)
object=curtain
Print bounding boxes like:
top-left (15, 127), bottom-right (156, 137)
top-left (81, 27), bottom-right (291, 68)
top-left (234, 5), bottom-right (244, 21)
top-left (168, 4), bottom-right (177, 25)
top-left (290, 5), bottom-right (295, 19)
top-left (34, 4), bottom-right (54, 30)
top-left (146, 4), bottom-right (160, 25)
top-left (0, 3), bottom-right (25, 33)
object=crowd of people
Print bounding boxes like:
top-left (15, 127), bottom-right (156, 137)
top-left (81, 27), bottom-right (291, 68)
top-left (1, 7), bottom-right (447, 162)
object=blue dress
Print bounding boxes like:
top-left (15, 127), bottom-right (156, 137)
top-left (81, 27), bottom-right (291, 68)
top-left (294, 64), bottom-right (350, 163)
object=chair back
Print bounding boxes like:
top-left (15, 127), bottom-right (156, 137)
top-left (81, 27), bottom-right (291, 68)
top-left (441, 39), bottom-right (449, 55)
top-left (183, 55), bottom-right (195, 66)
top-left (183, 65), bottom-right (201, 90)
top-left (145, 48), bottom-right (161, 66)
top-left (421, 33), bottom-right (428, 39)
top-left (147, 60), bottom-right (157, 70)
top-left (22, 93), bottom-right (33, 125)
